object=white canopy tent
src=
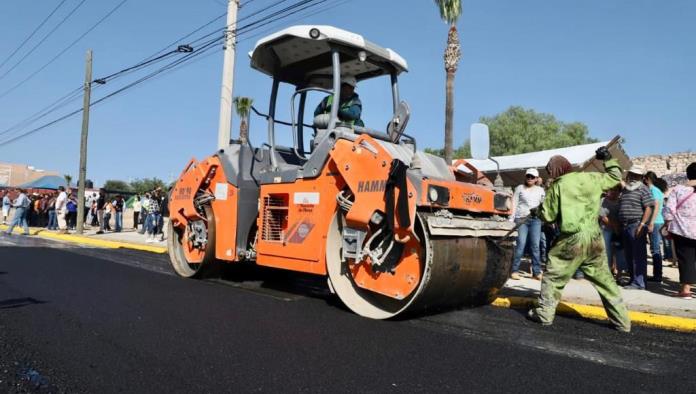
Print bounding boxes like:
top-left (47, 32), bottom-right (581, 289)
top-left (456, 136), bottom-right (630, 186)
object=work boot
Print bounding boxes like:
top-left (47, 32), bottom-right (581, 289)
top-left (614, 324), bottom-right (631, 333)
top-left (533, 273), bottom-right (543, 281)
top-left (510, 272), bottom-right (522, 280)
top-left (527, 309), bottom-right (552, 326)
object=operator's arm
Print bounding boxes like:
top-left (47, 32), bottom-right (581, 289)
top-left (313, 97), bottom-right (328, 117)
top-left (338, 100), bottom-right (362, 121)
top-left (599, 159), bottom-right (622, 191)
top-left (540, 181), bottom-right (560, 224)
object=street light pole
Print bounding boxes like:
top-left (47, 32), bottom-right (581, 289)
top-left (217, 0), bottom-right (239, 150)
top-left (76, 49), bottom-right (93, 234)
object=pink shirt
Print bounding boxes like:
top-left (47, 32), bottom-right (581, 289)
top-left (664, 184), bottom-right (696, 240)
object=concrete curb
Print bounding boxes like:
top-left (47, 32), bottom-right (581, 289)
top-left (0, 225), bottom-right (167, 254)
top-left (492, 296), bottom-right (696, 333)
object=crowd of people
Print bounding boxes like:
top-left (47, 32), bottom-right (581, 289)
top-left (509, 159), bottom-right (696, 304)
top-left (2, 186), bottom-right (170, 243)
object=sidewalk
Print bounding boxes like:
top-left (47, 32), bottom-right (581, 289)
top-left (0, 224), bottom-right (167, 254)
top-left (501, 261), bottom-right (695, 318)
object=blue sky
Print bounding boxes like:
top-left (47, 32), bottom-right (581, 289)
top-left (0, 0), bottom-right (694, 186)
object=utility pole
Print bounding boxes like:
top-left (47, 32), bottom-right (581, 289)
top-left (76, 49), bottom-right (93, 234)
top-left (217, 0), bottom-right (239, 150)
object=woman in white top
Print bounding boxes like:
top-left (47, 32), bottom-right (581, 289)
top-left (510, 168), bottom-right (546, 280)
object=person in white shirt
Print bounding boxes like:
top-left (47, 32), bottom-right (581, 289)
top-left (2, 191), bottom-right (10, 225)
top-left (510, 168), bottom-right (546, 280)
top-left (133, 195), bottom-right (142, 230)
top-left (55, 186), bottom-right (68, 233)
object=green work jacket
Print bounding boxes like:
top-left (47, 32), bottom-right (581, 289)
top-left (541, 159), bottom-right (622, 234)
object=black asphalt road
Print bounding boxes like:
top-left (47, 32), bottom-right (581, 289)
top-left (1, 234), bottom-right (695, 393)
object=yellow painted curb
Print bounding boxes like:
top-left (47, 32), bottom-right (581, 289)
top-left (493, 296), bottom-right (696, 333)
top-left (0, 225), bottom-right (167, 254)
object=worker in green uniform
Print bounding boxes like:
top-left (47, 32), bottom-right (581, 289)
top-left (314, 75), bottom-right (364, 127)
top-left (527, 147), bottom-right (631, 332)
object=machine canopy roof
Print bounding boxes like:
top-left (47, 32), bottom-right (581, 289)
top-left (249, 25), bottom-right (408, 88)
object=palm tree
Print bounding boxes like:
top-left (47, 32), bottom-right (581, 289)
top-left (63, 174), bottom-right (73, 188)
top-left (434, 0), bottom-right (462, 163)
top-left (233, 96), bottom-right (254, 143)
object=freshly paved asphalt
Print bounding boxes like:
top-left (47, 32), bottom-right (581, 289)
top-left (1, 234), bottom-right (695, 393)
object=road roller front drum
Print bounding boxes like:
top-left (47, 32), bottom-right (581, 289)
top-left (326, 211), bottom-right (514, 319)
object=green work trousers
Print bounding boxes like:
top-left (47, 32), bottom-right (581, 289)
top-left (532, 230), bottom-right (631, 331)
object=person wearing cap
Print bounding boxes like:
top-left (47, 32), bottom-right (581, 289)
top-left (509, 168), bottom-right (546, 280)
top-left (527, 148), bottom-right (631, 332)
top-left (314, 75), bottom-right (364, 127)
top-left (618, 165), bottom-right (656, 290)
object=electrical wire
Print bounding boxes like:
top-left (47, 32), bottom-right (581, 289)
top-left (0, 86), bottom-right (83, 137)
top-left (0, 0), bottom-right (87, 83)
top-left (0, 0), bottom-right (70, 72)
top-left (0, 0), bottom-right (129, 100)
top-left (0, 37), bottom-right (224, 146)
top-left (86, 0), bottom-right (294, 86)
top-left (236, 0), bottom-right (327, 38)
top-left (0, 0), bottom-right (347, 146)
top-left (239, 0), bottom-right (351, 42)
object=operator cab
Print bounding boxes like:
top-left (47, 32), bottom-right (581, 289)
top-left (248, 25), bottom-right (412, 174)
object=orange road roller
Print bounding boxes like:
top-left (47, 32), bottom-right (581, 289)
top-left (168, 25), bottom-right (515, 319)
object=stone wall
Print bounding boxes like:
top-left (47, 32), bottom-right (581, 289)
top-left (631, 152), bottom-right (696, 176)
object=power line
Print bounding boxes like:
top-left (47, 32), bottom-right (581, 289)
top-left (0, 0), bottom-right (129, 100)
top-left (239, 0), bottom-right (351, 42)
top-left (88, 0), bottom-right (293, 86)
top-left (0, 0), bottom-right (345, 146)
top-left (0, 0), bottom-right (70, 72)
top-left (236, 0), bottom-right (327, 38)
top-left (0, 0), bottom-right (86, 82)
top-left (0, 86), bottom-right (83, 137)
top-left (0, 37), bottom-right (223, 146)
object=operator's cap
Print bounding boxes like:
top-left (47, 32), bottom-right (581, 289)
top-left (525, 168), bottom-right (539, 177)
top-left (341, 75), bottom-right (357, 87)
top-left (627, 165), bottom-right (645, 175)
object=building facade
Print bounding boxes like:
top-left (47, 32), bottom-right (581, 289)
top-left (0, 162), bottom-right (59, 187)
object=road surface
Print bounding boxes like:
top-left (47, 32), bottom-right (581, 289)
top-left (1, 234), bottom-right (694, 393)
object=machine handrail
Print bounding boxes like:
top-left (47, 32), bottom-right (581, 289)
top-left (251, 106), bottom-right (313, 129)
top-left (290, 87), bottom-right (333, 160)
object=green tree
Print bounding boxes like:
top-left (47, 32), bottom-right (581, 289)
top-left (480, 106), bottom-right (598, 156)
top-left (103, 179), bottom-right (132, 193)
top-left (434, 0), bottom-right (463, 164)
top-left (233, 96), bottom-right (254, 143)
top-left (426, 106), bottom-right (599, 159)
top-left (129, 177), bottom-right (166, 194)
top-left (425, 141), bottom-right (470, 159)
top-left (63, 174), bottom-right (72, 187)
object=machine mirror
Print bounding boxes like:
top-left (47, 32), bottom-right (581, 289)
top-left (388, 101), bottom-right (411, 142)
top-left (470, 123), bottom-right (490, 160)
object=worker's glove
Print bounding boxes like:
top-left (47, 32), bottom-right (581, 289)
top-left (529, 207), bottom-right (539, 218)
top-left (595, 146), bottom-right (612, 161)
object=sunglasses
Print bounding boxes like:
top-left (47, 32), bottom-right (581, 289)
top-left (526, 175), bottom-right (537, 179)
